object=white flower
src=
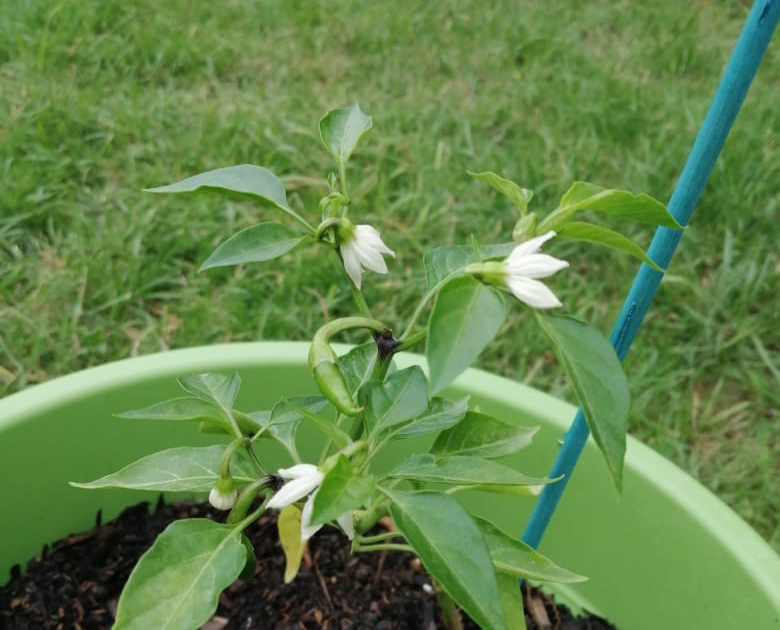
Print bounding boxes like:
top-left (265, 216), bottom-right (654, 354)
top-left (208, 486), bottom-right (237, 511)
top-left (268, 463), bottom-right (355, 542)
top-left (339, 224), bottom-right (395, 289)
top-left (503, 231), bottom-right (569, 309)
top-left (267, 464), bottom-right (323, 509)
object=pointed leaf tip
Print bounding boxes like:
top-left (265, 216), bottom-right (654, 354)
top-left (319, 104), bottom-right (373, 170)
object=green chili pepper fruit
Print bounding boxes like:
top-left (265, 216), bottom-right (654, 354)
top-left (312, 359), bottom-right (362, 416)
top-left (308, 339), bottom-right (362, 416)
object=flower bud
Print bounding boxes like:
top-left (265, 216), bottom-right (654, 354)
top-left (209, 477), bottom-right (237, 511)
top-left (512, 212), bottom-right (538, 243)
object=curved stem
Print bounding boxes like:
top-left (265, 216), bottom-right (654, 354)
top-left (399, 270), bottom-right (463, 340)
top-left (315, 316), bottom-right (387, 340)
top-left (315, 217), bottom-right (343, 241)
top-left (219, 437), bottom-right (251, 479)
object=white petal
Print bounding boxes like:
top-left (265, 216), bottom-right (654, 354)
top-left (506, 253), bottom-right (569, 279)
top-left (300, 493), bottom-right (324, 542)
top-left (340, 242), bottom-right (364, 288)
top-left (354, 240), bottom-right (389, 274)
top-left (278, 464), bottom-right (321, 481)
top-left (336, 511), bottom-right (355, 540)
top-left (355, 225), bottom-right (395, 257)
top-left (509, 230), bottom-right (557, 258)
top-left (267, 473), bottom-right (322, 509)
top-left (208, 487), bottom-right (237, 511)
top-left (505, 276), bottom-right (563, 309)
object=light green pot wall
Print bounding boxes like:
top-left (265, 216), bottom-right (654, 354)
top-left (1, 342), bottom-right (778, 629)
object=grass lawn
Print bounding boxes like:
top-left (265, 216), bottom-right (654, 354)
top-left (1, 0), bottom-right (777, 548)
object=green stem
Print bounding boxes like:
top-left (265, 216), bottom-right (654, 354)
top-left (227, 478), bottom-right (272, 525)
top-left (434, 580), bottom-right (464, 630)
top-left (232, 490), bottom-right (273, 530)
top-left (219, 437), bottom-right (250, 479)
top-left (395, 329), bottom-right (426, 353)
top-left (400, 269), bottom-right (463, 340)
top-left (349, 279), bottom-right (374, 319)
top-left (357, 530), bottom-right (406, 544)
top-left (315, 316), bottom-right (387, 340)
top-left (353, 543), bottom-right (413, 553)
top-left (355, 494), bottom-right (391, 534)
top-left (316, 217), bottom-right (344, 241)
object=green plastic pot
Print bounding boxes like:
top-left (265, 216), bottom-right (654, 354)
top-left (1, 342), bottom-right (778, 628)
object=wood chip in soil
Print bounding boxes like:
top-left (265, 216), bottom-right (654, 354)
top-left (0, 499), bottom-right (618, 630)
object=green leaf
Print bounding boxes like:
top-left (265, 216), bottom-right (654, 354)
top-left (540, 182), bottom-right (681, 232)
top-left (383, 489), bottom-right (508, 630)
top-left (559, 181), bottom-right (604, 207)
top-left (339, 341), bottom-right (379, 396)
top-left (112, 519), bottom-right (247, 630)
top-left (266, 396), bottom-right (332, 454)
top-left (385, 454), bottom-right (554, 489)
top-left (431, 411), bottom-right (538, 459)
top-left (426, 277), bottom-right (506, 394)
top-left (200, 222), bottom-right (308, 270)
top-left (469, 171), bottom-right (533, 214)
top-left (424, 242), bottom-right (514, 288)
top-left (281, 397), bottom-right (350, 449)
top-left (556, 222), bottom-right (663, 271)
top-left (360, 366), bottom-right (429, 435)
top-left (116, 397), bottom-right (261, 436)
top-left (394, 396), bottom-right (469, 438)
top-left (319, 103), bottom-right (373, 171)
top-left (116, 396), bottom-right (224, 424)
top-left (70, 445), bottom-right (257, 492)
top-left (145, 164), bottom-right (290, 211)
top-left (309, 454), bottom-right (375, 526)
top-left (475, 516), bottom-right (587, 583)
top-left (444, 483), bottom-right (544, 497)
top-left (533, 314), bottom-right (629, 490)
top-left (178, 373), bottom-right (241, 409)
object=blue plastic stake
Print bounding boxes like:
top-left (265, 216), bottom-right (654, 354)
top-left (521, 0), bottom-right (780, 551)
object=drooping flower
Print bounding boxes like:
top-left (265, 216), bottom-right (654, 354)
top-left (338, 223), bottom-right (395, 289)
top-left (267, 463), bottom-right (354, 542)
top-left (503, 231), bottom-right (569, 309)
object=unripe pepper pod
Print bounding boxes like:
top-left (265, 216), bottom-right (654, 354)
top-left (308, 332), bottom-right (362, 416)
top-left (308, 317), bottom-right (387, 416)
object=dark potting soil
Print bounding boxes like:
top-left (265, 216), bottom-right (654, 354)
top-left (1, 500), bottom-right (618, 630)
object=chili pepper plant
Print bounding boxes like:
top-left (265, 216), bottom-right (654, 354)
top-left (74, 104), bottom-right (682, 630)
